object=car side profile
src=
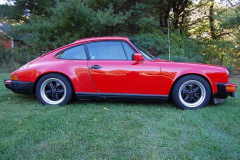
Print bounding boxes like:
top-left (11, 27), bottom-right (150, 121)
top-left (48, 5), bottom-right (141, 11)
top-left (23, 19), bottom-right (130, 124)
top-left (4, 37), bottom-right (237, 109)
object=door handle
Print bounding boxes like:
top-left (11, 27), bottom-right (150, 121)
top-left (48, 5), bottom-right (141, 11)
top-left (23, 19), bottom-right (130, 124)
top-left (89, 65), bottom-right (102, 69)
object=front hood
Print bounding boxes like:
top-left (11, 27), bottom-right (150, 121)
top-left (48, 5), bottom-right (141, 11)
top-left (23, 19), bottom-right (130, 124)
top-left (151, 59), bottom-right (227, 71)
top-left (170, 61), bottom-right (227, 70)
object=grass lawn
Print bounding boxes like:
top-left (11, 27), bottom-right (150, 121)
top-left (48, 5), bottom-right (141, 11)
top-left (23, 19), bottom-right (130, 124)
top-left (0, 73), bottom-right (239, 159)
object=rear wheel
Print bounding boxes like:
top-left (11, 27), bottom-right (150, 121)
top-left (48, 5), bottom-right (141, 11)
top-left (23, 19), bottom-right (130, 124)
top-left (172, 75), bottom-right (211, 110)
top-left (36, 74), bottom-right (73, 105)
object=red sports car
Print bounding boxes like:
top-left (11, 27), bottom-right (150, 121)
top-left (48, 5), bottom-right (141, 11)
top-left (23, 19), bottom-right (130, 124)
top-left (4, 37), bottom-right (237, 109)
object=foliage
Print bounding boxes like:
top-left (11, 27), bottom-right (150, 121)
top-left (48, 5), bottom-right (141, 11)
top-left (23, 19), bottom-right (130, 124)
top-left (131, 31), bottom-right (204, 63)
top-left (0, 45), bottom-right (40, 73)
top-left (219, 5), bottom-right (240, 70)
top-left (15, 1), bottom-right (130, 50)
top-left (0, 0), bottom-right (239, 73)
top-left (221, 5), bottom-right (240, 30)
top-left (0, 0), bottom-right (56, 22)
top-left (186, 0), bottom-right (240, 71)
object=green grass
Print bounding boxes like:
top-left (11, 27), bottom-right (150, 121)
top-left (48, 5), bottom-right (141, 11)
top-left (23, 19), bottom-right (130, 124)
top-left (0, 73), bottom-right (239, 159)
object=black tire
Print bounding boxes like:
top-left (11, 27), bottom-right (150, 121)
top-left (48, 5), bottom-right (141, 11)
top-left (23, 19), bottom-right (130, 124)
top-left (36, 73), bottom-right (73, 105)
top-left (171, 75), bottom-right (211, 110)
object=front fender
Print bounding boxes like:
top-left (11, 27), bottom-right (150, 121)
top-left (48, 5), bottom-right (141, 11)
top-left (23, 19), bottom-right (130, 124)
top-left (159, 62), bottom-right (228, 95)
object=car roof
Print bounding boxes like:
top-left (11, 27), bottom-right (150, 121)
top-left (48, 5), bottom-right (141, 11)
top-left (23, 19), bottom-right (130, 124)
top-left (74, 36), bottom-right (129, 44)
top-left (40, 36), bottom-right (130, 58)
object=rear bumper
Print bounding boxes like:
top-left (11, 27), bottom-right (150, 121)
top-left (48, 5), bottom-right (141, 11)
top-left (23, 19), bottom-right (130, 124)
top-left (4, 79), bottom-right (34, 94)
top-left (213, 83), bottom-right (237, 104)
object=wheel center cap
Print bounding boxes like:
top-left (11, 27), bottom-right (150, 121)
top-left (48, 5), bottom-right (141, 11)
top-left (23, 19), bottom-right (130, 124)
top-left (52, 89), bottom-right (56, 94)
top-left (189, 91), bottom-right (194, 96)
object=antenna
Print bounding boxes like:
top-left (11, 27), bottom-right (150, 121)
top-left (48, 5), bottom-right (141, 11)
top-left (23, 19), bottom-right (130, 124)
top-left (168, 19), bottom-right (171, 61)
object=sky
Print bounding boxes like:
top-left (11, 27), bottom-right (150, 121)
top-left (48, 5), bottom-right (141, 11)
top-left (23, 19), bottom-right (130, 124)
top-left (0, 0), bottom-right (7, 5)
top-left (0, 0), bottom-right (13, 5)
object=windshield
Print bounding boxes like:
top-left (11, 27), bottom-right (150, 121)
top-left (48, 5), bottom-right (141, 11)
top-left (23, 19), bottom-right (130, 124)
top-left (130, 39), bottom-right (155, 60)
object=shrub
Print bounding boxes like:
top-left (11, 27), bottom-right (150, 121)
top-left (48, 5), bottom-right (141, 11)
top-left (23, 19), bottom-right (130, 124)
top-left (131, 31), bottom-right (204, 63)
top-left (0, 45), bottom-right (41, 73)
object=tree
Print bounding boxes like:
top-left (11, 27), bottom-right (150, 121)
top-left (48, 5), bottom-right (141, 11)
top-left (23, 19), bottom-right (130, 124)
top-left (129, 0), bottom-right (192, 33)
top-left (1, 0), bottom-right (239, 70)
top-left (0, 0), bottom-right (56, 22)
top-left (16, 0), bottom-right (130, 50)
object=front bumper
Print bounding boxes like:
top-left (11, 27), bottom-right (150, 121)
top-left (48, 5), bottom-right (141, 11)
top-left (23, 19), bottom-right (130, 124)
top-left (213, 83), bottom-right (237, 104)
top-left (4, 79), bottom-right (35, 94)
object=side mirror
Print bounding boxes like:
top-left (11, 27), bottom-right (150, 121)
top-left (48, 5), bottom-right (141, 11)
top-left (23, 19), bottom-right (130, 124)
top-left (133, 53), bottom-right (144, 62)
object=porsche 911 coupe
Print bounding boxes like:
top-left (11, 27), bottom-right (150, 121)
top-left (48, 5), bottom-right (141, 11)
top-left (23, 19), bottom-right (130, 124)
top-left (4, 37), bottom-right (237, 109)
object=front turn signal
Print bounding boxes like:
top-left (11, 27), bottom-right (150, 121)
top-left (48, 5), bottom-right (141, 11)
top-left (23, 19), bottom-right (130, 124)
top-left (11, 75), bottom-right (19, 81)
top-left (226, 84), bottom-right (237, 92)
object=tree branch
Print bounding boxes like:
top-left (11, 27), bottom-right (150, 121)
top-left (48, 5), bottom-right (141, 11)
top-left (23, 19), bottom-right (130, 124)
top-left (186, 0), bottom-right (210, 13)
top-left (185, 16), bottom-right (208, 27)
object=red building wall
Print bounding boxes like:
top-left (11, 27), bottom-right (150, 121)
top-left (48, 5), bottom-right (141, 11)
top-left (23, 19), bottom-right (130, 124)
top-left (0, 31), bottom-right (12, 48)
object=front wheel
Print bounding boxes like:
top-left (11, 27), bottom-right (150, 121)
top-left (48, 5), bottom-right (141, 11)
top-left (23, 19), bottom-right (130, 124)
top-left (36, 74), bottom-right (73, 105)
top-left (171, 75), bottom-right (211, 110)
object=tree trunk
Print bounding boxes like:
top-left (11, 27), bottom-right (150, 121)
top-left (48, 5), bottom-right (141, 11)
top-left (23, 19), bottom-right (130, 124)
top-left (172, 0), bottom-right (188, 31)
top-left (209, 0), bottom-right (216, 39)
top-left (159, 0), bottom-right (171, 28)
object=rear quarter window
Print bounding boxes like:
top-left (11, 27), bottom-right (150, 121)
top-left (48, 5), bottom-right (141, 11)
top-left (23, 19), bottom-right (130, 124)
top-left (56, 45), bottom-right (87, 60)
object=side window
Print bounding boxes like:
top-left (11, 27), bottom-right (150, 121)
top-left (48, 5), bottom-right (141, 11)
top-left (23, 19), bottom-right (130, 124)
top-left (56, 45), bottom-right (87, 60)
top-left (87, 41), bottom-right (127, 60)
top-left (122, 42), bottom-right (137, 60)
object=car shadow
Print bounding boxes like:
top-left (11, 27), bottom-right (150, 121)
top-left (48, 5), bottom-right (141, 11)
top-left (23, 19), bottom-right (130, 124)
top-left (70, 97), bottom-right (176, 110)
top-left (1, 93), bottom-right (176, 110)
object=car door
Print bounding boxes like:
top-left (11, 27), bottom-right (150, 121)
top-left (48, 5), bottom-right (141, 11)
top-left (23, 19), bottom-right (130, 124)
top-left (86, 41), bottom-right (161, 95)
top-left (55, 44), bottom-right (98, 93)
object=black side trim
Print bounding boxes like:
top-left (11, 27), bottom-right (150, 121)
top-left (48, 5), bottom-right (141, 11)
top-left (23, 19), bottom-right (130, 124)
top-left (213, 83), bottom-right (230, 99)
top-left (76, 92), bottom-right (168, 102)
